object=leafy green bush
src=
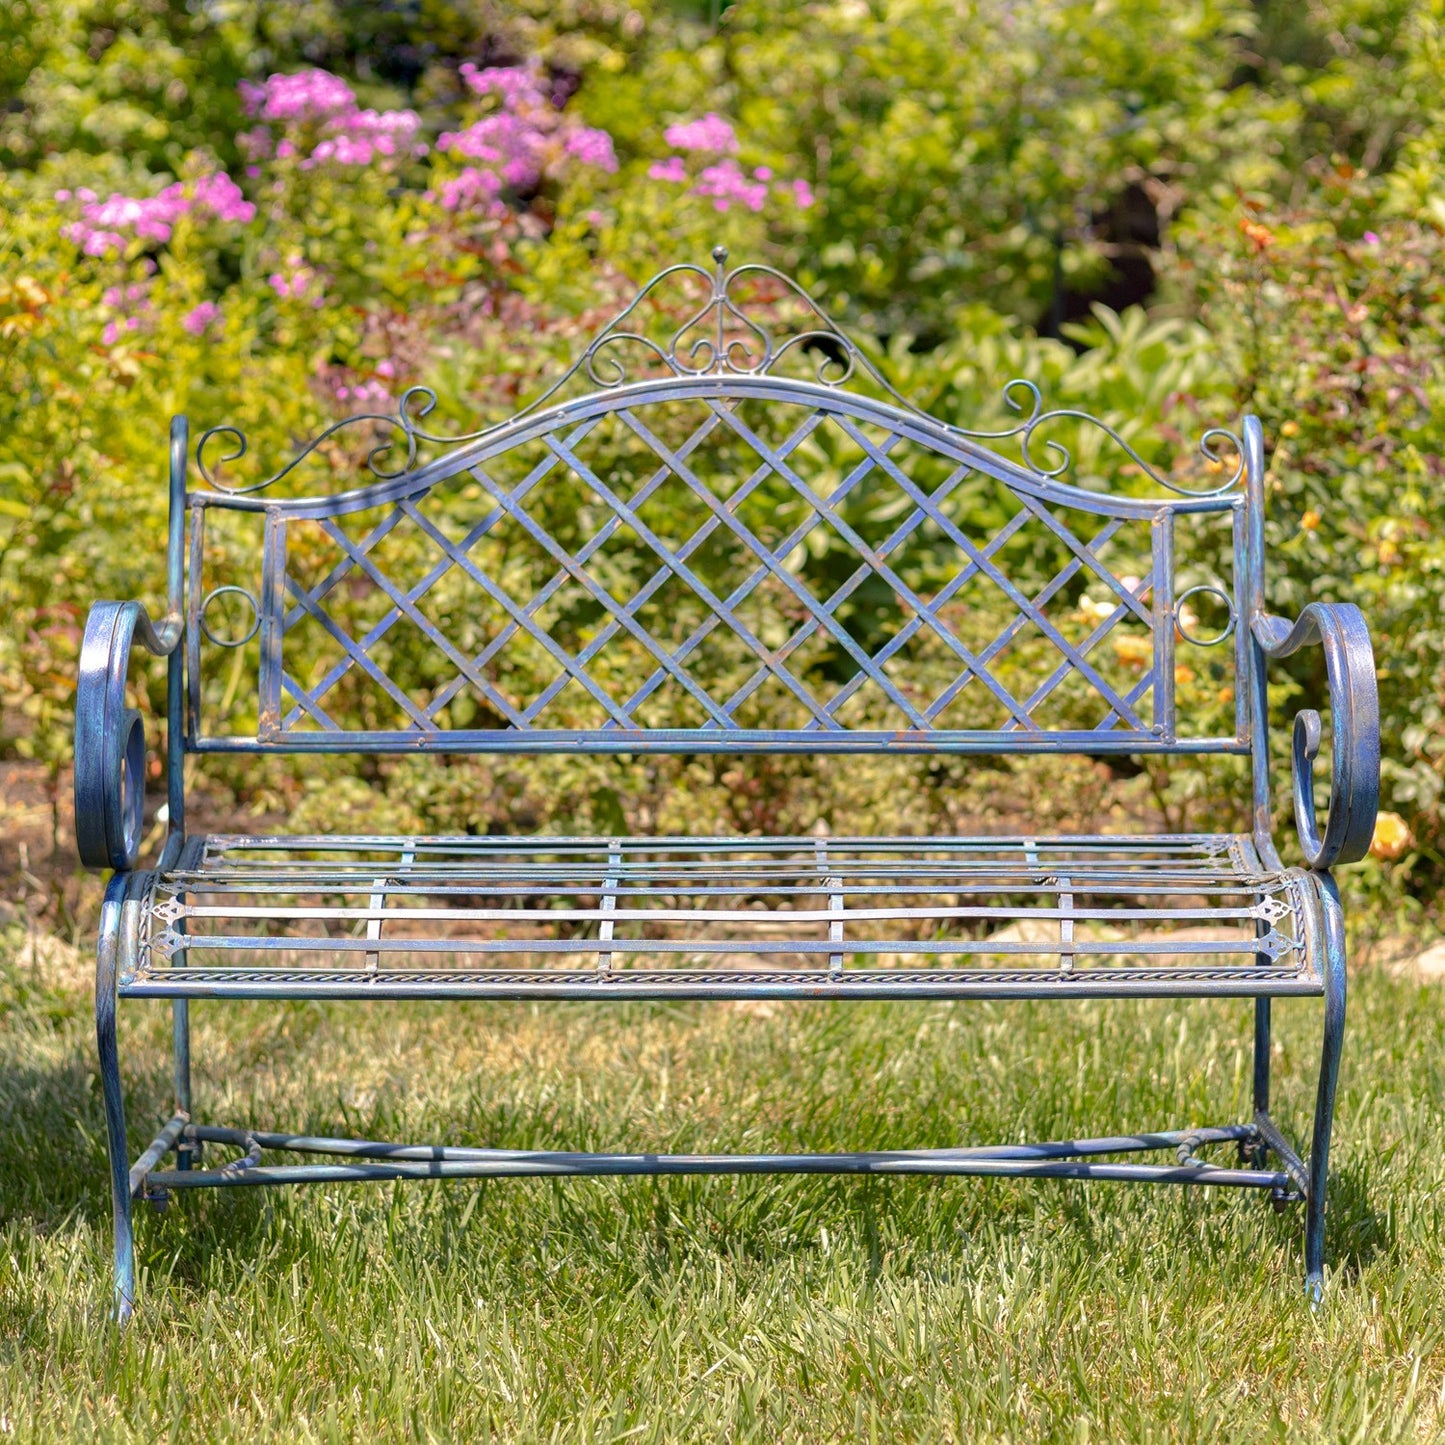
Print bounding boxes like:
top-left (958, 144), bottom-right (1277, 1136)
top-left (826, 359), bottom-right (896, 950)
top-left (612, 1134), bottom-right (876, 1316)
top-left (1, 0), bottom-right (1442, 914)
top-left (1175, 170), bottom-right (1445, 891)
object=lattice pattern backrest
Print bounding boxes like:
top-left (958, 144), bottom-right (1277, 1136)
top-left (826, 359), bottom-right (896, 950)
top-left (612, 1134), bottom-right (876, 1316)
top-left (186, 378), bottom-right (1247, 753)
top-left (186, 251), bottom-right (1248, 753)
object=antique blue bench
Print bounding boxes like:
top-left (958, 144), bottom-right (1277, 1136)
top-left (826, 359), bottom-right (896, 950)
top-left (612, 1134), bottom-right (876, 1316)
top-left (78, 251), bottom-right (1379, 1320)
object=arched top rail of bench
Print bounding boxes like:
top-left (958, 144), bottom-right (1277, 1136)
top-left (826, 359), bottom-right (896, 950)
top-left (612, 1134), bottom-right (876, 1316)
top-left (191, 247), bottom-right (1246, 523)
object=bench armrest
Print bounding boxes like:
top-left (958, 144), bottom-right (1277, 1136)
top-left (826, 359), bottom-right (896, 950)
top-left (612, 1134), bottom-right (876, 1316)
top-left (75, 600), bottom-right (183, 870)
top-left (1252, 603), bottom-right (1380, 869)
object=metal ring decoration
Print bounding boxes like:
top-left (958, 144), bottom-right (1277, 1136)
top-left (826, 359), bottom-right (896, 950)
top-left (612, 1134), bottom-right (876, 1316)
top-left (199, 585), bottom-right (261, 648)
top-left (1174, 585), bottom-right (1237, 647)
top-left (1253, 602), bottom-right (1381, 869)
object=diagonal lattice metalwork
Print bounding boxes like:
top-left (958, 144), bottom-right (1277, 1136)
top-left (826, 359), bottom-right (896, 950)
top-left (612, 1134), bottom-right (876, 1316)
top-left (280, 403), bottom-right (834, 731)
top-left (270, 392), bottom-right (1165, 738)
top-left (613, 402), bottom-right (1152, 733)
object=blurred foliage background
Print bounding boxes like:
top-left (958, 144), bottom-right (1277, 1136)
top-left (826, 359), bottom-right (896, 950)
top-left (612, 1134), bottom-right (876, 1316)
top-left (1, 0), bottom-right (1442, 924)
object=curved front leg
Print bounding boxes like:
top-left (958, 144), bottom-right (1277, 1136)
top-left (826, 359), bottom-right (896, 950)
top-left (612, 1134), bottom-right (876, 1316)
top-left (96, 870), bottom-right (136, 1323)
top-left (74, 600), bottom-right (181, 871)
top-left (1253, 602), bottom-right (1380, 869)
top-left (1305, 873), bottom-right (1347, 1304)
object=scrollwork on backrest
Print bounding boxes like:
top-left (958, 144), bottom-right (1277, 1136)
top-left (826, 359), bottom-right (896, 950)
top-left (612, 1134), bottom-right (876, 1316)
top-left (194, 247), bottom-right (1244, 501)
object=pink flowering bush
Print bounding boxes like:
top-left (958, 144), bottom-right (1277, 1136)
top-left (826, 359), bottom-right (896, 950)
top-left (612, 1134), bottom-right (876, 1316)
top-left (182, 301), bottom-right (221, 336)
top-left (36, 58), bottom-right (825, 541)
top-left (663, 113), bottom-right (739, 155)
top-left (238, 70), bottom-right (423, 172)
top-left (56, 173), bottom-right (255, 257)
top-left (432, 63), bottom-right (616, 214)
top-left (644, 113), bottom-right (812, 215)
top-left (239, 70), bottom-right (356, 124)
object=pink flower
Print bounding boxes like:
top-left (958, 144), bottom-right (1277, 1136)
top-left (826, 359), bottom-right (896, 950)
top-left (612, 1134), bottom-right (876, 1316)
top-left (792, 178), bottom-right (815, 208)
top-left (59, 172), bottom-right (255, 255)
top-left (459, 63), bottom-right (546, 112)
top-left (501, 155), bottom-right (539, 187)
top-left (238, 71), bottom-right (421, 171)
top-left (237, 126), bottom-right (272, 160)
top-left (435, 64), bottom-right (619, 204)
top-left (183, 301), bottom-right (221, 335)
top-left (308, 136), bottom-right (375, 166)
top-left (441, 113), bottom-right (529, 163)
top-left (564, 126), bottom-right (617, 172)
top-left (663, 113), bottom-right (738, 154)
top-left (648, 157), bottom-right (687, 183)
top-left (440, 112), bottom-right (549, 189)
top-left (436, 166), bottom-right (504, 210)
top-left (63, 216), bottom-right (127, 255)
top-left (695, 160), bottom-right (767, 213)
top-left (102, 283), bottom-right (148, 306)
top-left (309, 107), bottom-right (422, 166)
top-left (240, 70), bottom-right (356, 122)
top-left (269, 261), bottom-right (320, 300)
top-left (82, 230), bottom-right (126, 256)
top-left (101, 321), bottom-right (119, 346)
top-left (1363, 230), bottom-right (1381, 244)
top-left (83, 182), bottom-right (189, 242)
top-left (193, 172), bottom-right (256, 223)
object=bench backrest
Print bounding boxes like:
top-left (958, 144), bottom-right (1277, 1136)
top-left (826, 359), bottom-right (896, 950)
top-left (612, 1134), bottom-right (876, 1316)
top-left (182, 253), bottom-right (1255, 759)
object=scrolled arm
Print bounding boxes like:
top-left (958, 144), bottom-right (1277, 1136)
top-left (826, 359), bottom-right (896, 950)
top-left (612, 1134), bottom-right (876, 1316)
top-left (1252, 602), bottom-right (1380, 870)
top-left (74, 600), bottom-right (183, 871)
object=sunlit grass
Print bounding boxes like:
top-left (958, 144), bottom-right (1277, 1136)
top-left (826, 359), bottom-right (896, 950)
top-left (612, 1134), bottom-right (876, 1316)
top-left (2, 941), bottom-right (1444, 1441)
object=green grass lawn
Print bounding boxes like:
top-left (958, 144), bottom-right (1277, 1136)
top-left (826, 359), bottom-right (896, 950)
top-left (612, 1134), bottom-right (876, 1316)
top-left (3, 939), bottom-right (1445, 1441)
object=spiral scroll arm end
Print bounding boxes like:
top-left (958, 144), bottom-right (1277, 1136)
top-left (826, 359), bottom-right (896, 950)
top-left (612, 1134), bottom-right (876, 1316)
top-left (1255, 603), bottom-right (1380, 870)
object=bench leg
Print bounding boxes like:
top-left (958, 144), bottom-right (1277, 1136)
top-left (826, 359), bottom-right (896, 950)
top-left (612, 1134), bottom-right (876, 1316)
top-left (172, 1000), bottom-right (197, 1170)
top-left (96, 875), bottom-right (136, 1324)
top-left (1304, 875), bottom-right (1347, 1304)
top-left (1252, 998), bottom-right (1271, 1116)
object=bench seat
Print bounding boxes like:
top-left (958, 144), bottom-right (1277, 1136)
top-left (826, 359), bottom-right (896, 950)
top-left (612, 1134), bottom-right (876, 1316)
top-left (119, 831), bottom-right (1325, 1001)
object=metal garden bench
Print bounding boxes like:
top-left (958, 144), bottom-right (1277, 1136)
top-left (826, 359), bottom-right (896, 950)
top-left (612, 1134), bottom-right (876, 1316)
top-left (78, 251), bottom-right (1379, 1320)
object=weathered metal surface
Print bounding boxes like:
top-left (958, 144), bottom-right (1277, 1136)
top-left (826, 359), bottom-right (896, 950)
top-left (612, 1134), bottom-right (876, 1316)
top-left (117, 833), bottom-right (1324, 1001)
top-left (74, 251), bottom-right (1382, 1316)
top-left (127, 1122), bottom-right (1295, 1200)
top-left (177, 250), bottom-right (1249, 755)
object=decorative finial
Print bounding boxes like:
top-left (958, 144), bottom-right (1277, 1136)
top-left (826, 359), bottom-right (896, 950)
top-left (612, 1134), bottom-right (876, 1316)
top-left (711, 245), bottom-right (729, 266)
